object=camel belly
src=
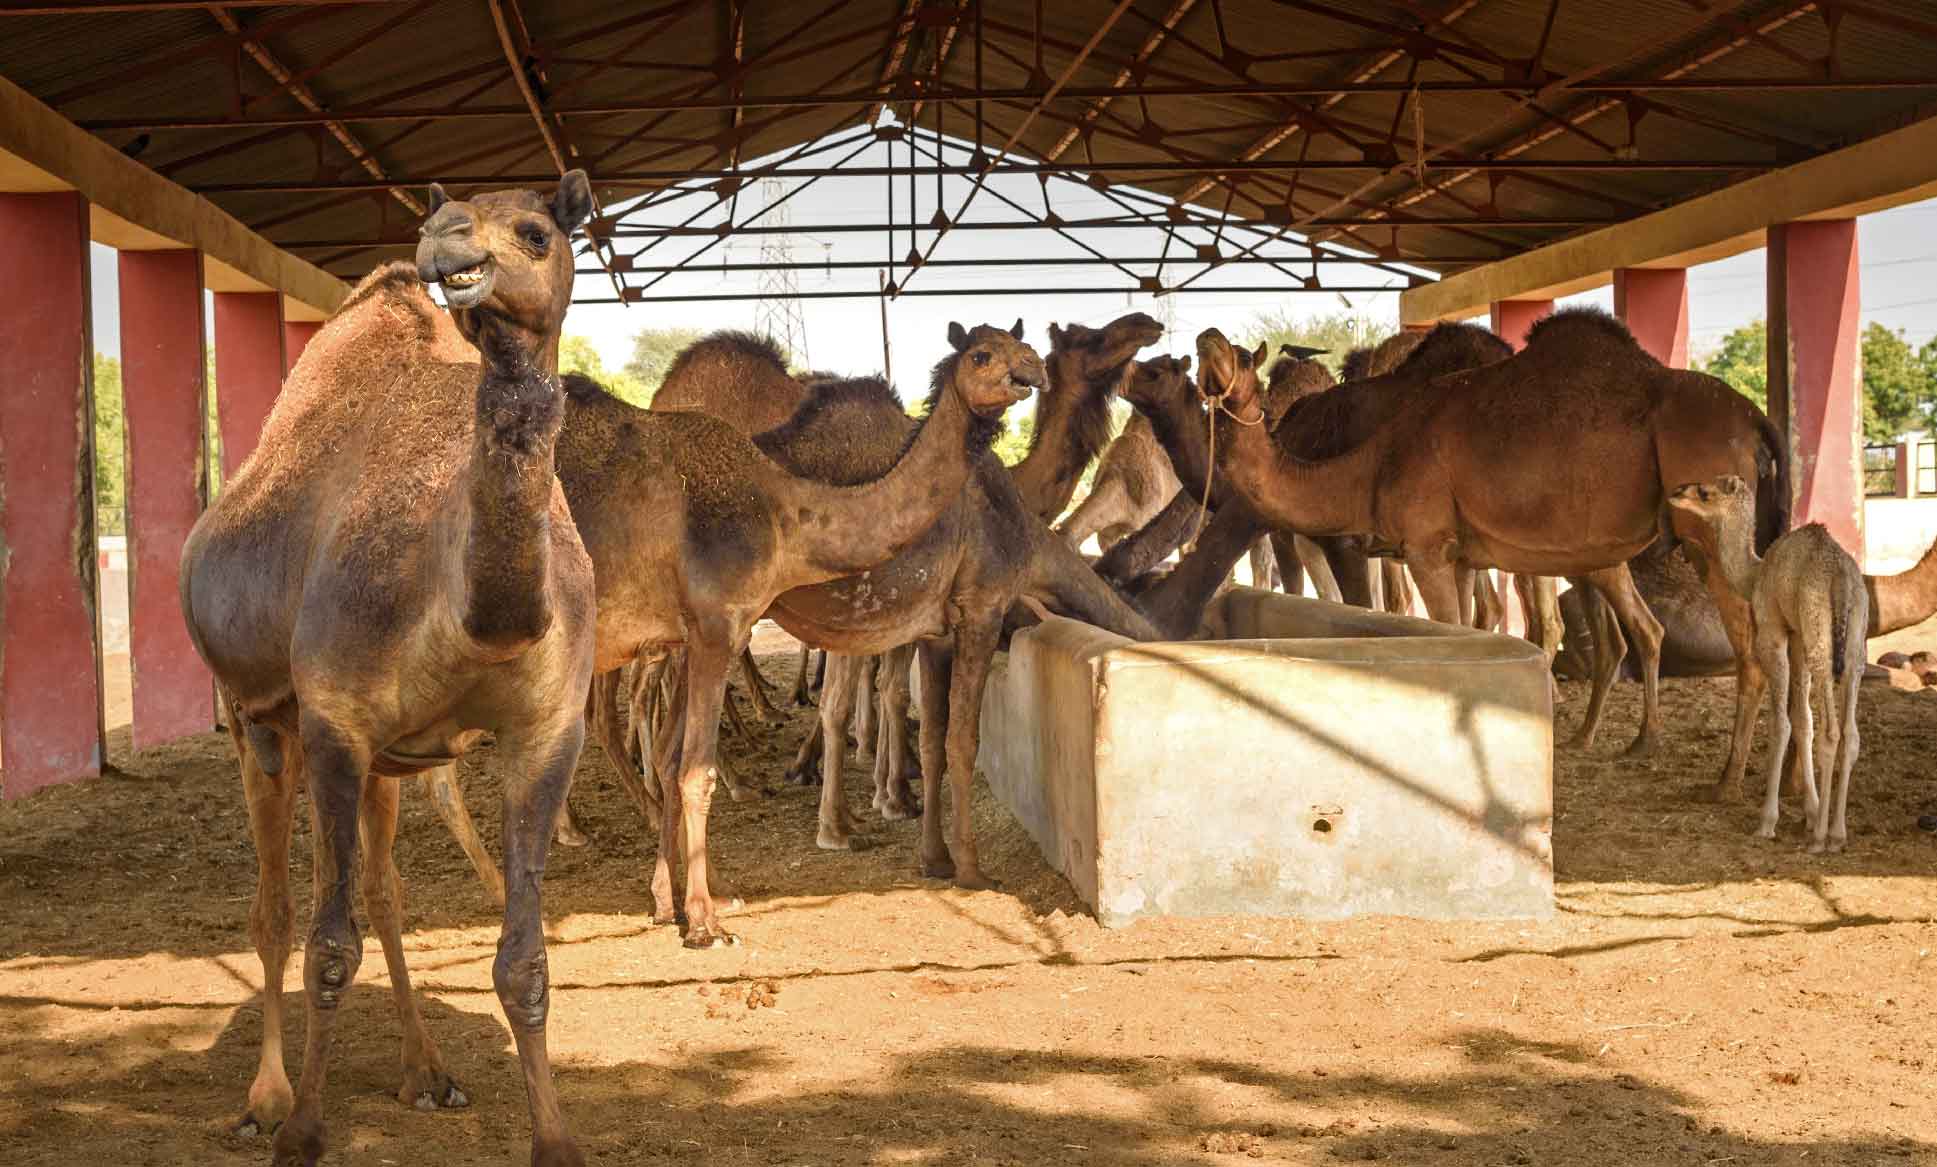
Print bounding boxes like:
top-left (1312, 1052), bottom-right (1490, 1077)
top-left (1453, 527), bottom-right (1656, 577)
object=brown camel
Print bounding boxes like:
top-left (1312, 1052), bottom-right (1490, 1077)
top-left (551, 321), bottom-right (1034, 944)
top-left (1669, 476), bottom-right (1866, 849)
top-left (1009, 313), bottom-right (1166, 521)
top-left (180, 176), bottom-right (598, 1166)
top-left (1055, 413), bottom-right (1181, 551)
top-left (1205, 309), bottom-right (1789, 797)
top-left (744, 370), bottom-right (1158, 876)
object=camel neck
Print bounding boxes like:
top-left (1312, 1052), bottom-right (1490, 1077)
top-left (1139, 393), bottom-right (1213, 502)
top-left (1213, 405), bottom-right (1378, 538)
top-left (1867, 534), bottom-right (1937, 636)
top-left (1009, 362), bottom-right (1111, 520)
top-left (1709, 511), bottom-right (1764, 601)
top-left (462, 323), bottom-right (565, 651)
top-left (777, 361), bottom-right (998, 581)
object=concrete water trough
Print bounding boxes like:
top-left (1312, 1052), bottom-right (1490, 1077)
top-left (977, 588), bottom-right (1554, 925)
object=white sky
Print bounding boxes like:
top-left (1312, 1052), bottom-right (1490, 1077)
top-left (86, 127), bottom-right (1937, 380)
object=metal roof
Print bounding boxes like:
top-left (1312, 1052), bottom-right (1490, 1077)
top-left (4, 0), bottom-right (1936, 303)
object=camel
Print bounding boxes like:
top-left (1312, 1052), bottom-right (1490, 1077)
top-left (536, 321), bottom-right (1036, 945)
top-left (1669, 476), bottom-right (1866, 849)
top-left (1055, 413), bottom-right (1181, 552)
top-left (180, 175), bottom-right (599, 1166)
top-left (1205, 309), bottom-right (1789, 797)
top-left (748, 371), bottom-right (1159, 875)
top-left (1010, 313), bottom-right (1167, 521)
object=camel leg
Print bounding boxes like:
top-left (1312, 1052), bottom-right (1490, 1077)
top-left (1409, 558), bottom-right (1464, 627)
top-left (790, 641), bottom-right (815, 706)
top-left (1806, 645), bottom-right (1838, 854)
top-left (938, 616), bottom-right (1004, 890)
top-left (670, 623), bottom-right (742, 948)
top-left (785, 716), bottom-right (825, 786)
top-left (872, 643), bottom-right (920, 820)
top-left (812, 647), bottom-right (827, 695)
top-left (852, 653), bottom-right (879, 765)
top-left (491, 721), bottom-right (587, 1167)
top-left (647, 663), bottom-right (687, 927)
top-left (1382, 559), bottom-right (1414, 616)
top-left (268, 722), bottom-right (370, 1167)
top-left (1826, 660), bottom-right (1860, 853)
top-left (916, 640), bottom-right (955, 881)
top-left (739, 646), bottom-right (785, 724)
top-left (1787, 638), bottom-right (1823, 841)
top-left (1752, 631), bottom-right (1793, 839)
top-left (358, 772), bottom-right (467, 1112)
top-left (421, 764), bottom-right (504, 907)
top-left (1474, 570), bottom-right (1505, 632)
top-left (1247, 537), bottom-right (1280, 591)
top-left (235, 722), bottom-right (299, 1138)
top-left (1287, 533), bottom-right (1339, 603)
top-left (1453, 565), bottom-right (1477, 628)
top-left (621, 658), bottom-right (667, 829)
top-left (1581, 564), bottom-right (1664, 759)
top-left (1566, 583), bottom-right (1628, 752)
top-left (1059, 477), bottom-right (1130, 551)
top-left (814, 653), bottom-right (869, 850)
top-left (1321, 538), bottom-right (1372, 608)
top-left (714, 683), bottom-right (770, 804)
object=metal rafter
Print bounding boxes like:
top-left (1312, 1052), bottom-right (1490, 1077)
top-left (1043, 0), bottom-right (1198, 162)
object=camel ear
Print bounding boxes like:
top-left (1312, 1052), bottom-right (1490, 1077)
top-left (550, 169), bottom-right (594, 234)
top-left (1178, 354), bottom-right (1192, 372)
top-left (1719, 474), bottom-right (1747, 496)
top-left (1252, 340), bottom-right (1270, 368)
top-left (428, 182), bottom-right (450, 215)
top-left (948, 321), bottom-right (970, 352)
top-left (1047, 322), bottom-right (1063, 347)
top-left (1010, 317), bottom-right (1025, 340)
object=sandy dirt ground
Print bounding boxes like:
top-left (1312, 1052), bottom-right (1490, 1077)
top-left (3, 623), bottom-right (1936, 1166)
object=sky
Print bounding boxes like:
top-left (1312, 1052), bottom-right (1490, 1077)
top-left (86, 126), bottom-right (1937, 380)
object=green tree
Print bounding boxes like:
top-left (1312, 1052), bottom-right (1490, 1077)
top-left (92, 353), bottom-right (126, 535)
top-left (1242, 308), bottom-right (1393, 374)
top-left (1699, 319), bottom-right (1767, 410)
top-left (623, 327), bottom-right (706, 399)
top-left (1860, 322), bottom-right (1930, 443)
top-left (559, 333), bottom-right (651, 404)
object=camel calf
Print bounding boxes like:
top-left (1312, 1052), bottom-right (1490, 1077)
top-left (1669, 476), bottom-right (1866, 852)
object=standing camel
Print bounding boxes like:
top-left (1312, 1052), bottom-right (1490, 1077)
top-left (1056, 413), bottom-right (1181, 552)
top-left (181, 176), bottom-right (598, 1166)
top-left (1669, 476), bottom-right (1866, 849)
top-left (1206, 310), bottom-right (1788, 797)
top-left (550, 321), bottom-right (1035, 945)
top-left (1010, 313), bottom-right (1166, 522)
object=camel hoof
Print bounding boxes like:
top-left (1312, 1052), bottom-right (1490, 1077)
top-left (1623, 735), bottom-right (1658, 761)
top-left (269, 1115), bottom-right (325, 1167)
top-left (876, 797), bottom-right (919, 822)
top-left (727, 783), bottom-right (775, 803)
top-left (1695, 781), bottom-right (1741, 805)
top-left (406, 1077), bottom-right (468, 1112)
top-left (683, 927), bottom-right (740, 950)
top-left (553, 823), bottom-right (590, 848)
top-left (952, 871), bottom-right (1001, 891)
top-left (1753, 825), bottom-right (1778, 841)
top-left (533, 1136), bottom-right (588, 1167)
top-left (817, 826), bottom-right (874, 852)
top-left (1827, 838), bottom-right (1847, 854)
top-left (921, 855), bottom-right (956, 881)
top-left (235, 1112), bottom-right (278, 1138)
top-left (784, 763), bottom-right (821, 787)
top-left (1559, 732), bottom-right (1595, 754)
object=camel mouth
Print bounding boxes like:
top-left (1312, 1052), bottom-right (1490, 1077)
top-left (436, 259), bottom-right (495, 309)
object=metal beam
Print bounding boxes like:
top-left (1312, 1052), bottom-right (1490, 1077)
top-left (1043, 0), bottom-right (1198, 162)
top-left (1399, 112), bottom-right (1937, 323)
top-left (2, 0), bottom-right (395, 11)
top-left (602, 282), bottom-right (1414, 304)
top-left (584, 254), bottom-right (1480, 275)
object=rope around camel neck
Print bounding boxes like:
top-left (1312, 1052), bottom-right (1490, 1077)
top-left (1181, 392), bottom-right (1265, 555)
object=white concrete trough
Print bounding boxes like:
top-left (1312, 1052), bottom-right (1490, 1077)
top-left (978, 588), bottom-right (1554, 925)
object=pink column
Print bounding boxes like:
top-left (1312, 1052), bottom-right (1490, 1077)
top-left (119, 249), bottom-right (215, 749)
top-left (1489, 298), bottom-right (1554, 351)
top-left (213, 291), bottom-right (284, 477)
top-left (1613, 267), bottom-right (1690, 367)
top-left (0, 192), bottom-right (103, 796)
top-left (1768, 220), bottom-right (1862, 562)
top-left (282, 319), bottom-right (321, 374)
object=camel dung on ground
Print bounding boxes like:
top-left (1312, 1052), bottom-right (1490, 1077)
top-left (1204, 309), bottom-right (1789, 798)
top-left (1669, 476), bottom-right (1866, 851)
top-left (179, 174), bottom-right (599, 1167)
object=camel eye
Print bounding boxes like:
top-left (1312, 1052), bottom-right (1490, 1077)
top-left (521, 223), bottom-right (550, 252)
top-left (972, 350), bottom-right (992, 366)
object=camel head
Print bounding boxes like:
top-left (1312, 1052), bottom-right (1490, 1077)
top-left (945, 319), bottom-right (1045, 417)
top-left (1195, 329), bottom-right (1269, 418)
top-left (416, 169), bottom-right (593, 355)
top-left (1119, 353), bottom-right (1195, 415)
top-left (1266, 345), bottom-right (1335, 405)
top-left (1667, 474), bottom-right (1753, 534)
top-left (1045, 311), bottom-right (1165, 397)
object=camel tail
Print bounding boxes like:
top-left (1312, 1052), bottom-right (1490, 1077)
top-left (1753, 408), bottom-right (1791, 555)
top-left (1024, 532), bottom-right (1160, 642)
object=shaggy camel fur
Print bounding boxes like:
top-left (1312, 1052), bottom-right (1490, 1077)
top-left (543, 321), bottom-right (1035, 945)
top-left (752, 371), bottom-right (1158, 877)
top-left (1208, 310), bottom-right (1788, 795)
top-left (181, 176), bottom-right (598, 1166)
top-left (1669, 476), bottom-right (1866, 850)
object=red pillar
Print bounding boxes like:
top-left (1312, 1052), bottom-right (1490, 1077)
top-left (213, 291), bottom-right (284, 477)
top-left (0, 192), bottom-right (103, 796)
top-left (119, 249), bottom-right (214, 749)
top-left (282, 318), bottom-right (321, 374)
top-left (1489, 298), bottom-right (1554, 351)
top-left (1613, 267), bottom-right (1690, 368)
top-left (1768, 220), bottom-right (1863, 562)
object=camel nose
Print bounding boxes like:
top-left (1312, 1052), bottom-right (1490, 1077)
top-left (415, 205), bottom-right (484, 283)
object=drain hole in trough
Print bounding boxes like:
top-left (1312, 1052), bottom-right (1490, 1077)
top-left (1312, 818), bottom-right (1333, 834)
